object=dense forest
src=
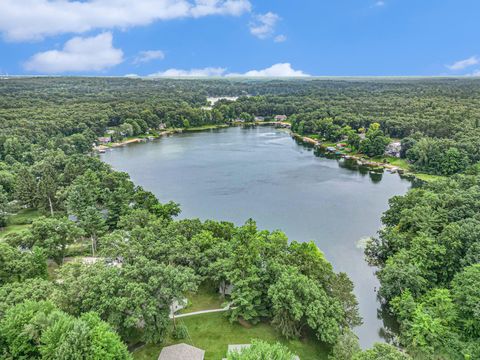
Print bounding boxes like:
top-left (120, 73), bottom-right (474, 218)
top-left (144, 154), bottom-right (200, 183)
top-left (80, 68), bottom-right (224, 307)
top-left (0, 77), bottom-right (479, 359)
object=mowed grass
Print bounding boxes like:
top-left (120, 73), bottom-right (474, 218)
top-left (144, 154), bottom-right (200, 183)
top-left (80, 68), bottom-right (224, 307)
top-left (0, 208), bottom-right (41, 239)
top-left (132, 313), bottom-right (329, 360)
top-left (180, 283), bottom-right (225, 313)
top-left (414, 173), bottom-right (446, 182)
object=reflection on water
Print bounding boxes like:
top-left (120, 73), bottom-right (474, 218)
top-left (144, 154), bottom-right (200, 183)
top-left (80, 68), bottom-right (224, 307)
top-left (101, 126), bottom-right (411, 348)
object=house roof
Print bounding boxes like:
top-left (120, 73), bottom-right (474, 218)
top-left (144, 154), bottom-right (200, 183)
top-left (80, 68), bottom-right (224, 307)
top-left (158, 343), bottom-right (205, 360)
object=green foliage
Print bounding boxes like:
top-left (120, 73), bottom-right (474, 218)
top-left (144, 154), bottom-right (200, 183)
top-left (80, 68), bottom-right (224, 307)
top-left (171, 323), bottom-right (188, 340)
top-left (0, 300), bottom-right (131, 360)
top-left (0, 242), bottom-right (47, 285)
top-left (227, 340), bottom-right (296, 360)
top-left (268, 266), bottom-right (343, 344)
top-left (369, 174), bottom-right (480, 358)
top-left (353, 343), bottom-right (410, 360)
top-left (359, 123), bottom-right (391, 157)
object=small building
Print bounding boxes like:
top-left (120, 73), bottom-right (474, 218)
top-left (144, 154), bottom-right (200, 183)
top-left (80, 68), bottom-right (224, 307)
top-left (254, 116), bottom-right (265, 121)
top-left (385, 141), bottom-right (401, 158)
top-left (158, 123), bottom-right (167, 130)
top-left (97, 136), bottom-right (111, 144)
top-left (274, 115), bottom-right (288, 121)
top-left (169, 298), bottom-right (187, 317)
top-left (158, 344), bottom-right (205, 360)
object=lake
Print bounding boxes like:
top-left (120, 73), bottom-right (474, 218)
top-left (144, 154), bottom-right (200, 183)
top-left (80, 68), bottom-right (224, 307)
top-left (101, 126), bottom-right (411, 347)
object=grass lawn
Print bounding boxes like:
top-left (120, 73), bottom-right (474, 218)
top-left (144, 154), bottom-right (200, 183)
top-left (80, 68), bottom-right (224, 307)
top-left (414, 173), bottom-right (446, 182)
top-left (180, 283), bottom-right (225, 314)
top-left (0, 208), bottom-right (42, 240)
top-left (132, 313), bottom-right (329, 360)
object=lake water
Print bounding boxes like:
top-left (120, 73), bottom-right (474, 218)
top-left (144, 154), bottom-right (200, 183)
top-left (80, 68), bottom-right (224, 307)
top-left (101, 126), bottom-right (411, 347)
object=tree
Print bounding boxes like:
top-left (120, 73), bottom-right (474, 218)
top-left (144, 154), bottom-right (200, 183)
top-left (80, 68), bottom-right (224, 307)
top-left (55, 260), bottom-right (197, 344)
top-left (0, 278), bottom-right (55, 319)
top-left (353, 343), bottom-right (410, 360)
top-left (359, 123), bottom-right (390, 157)
top-left (0, 300), bottom-right (131, 360)
top-left (40, 312), bottom-right (131, 360)
top-left (451, 264), bottom-right (480, 338)
top-left (0, 243), bottom-right (47, 285)
top-left (79, 206), bottom-right (107, 256)
top-left (227, 340), bottom-right (296, 360)
top-left (0, 185), bottom-right (8, 228)
top-left (0, 300), bottom-right (57, 359)
top-left (14, 166), bottom-right (38, 208)
top-left (329, 328), bottom-right (361, 360)
top-left (28, 216), bottom-right (83, 264)
top-left (37, 163), bottom-right (59, 216)
top-left (268, 266), bottom-right (343, 344)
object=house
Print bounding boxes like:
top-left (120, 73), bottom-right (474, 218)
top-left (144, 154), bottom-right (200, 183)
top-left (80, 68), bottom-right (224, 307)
top-left (158, 344), bottom-right (205, 360)
top-left (254, 116), bottom-right (265, 121)
top-left (169, 298), bottom-right (188, 317)
top-left (158, 123), bottom-right (167, 130)
top-left (97, 136), bottom-right (111, 144)
top-left (274, 115), bottom-right (288, 121)
top-left (385, 141), bottom-right (401, 158)
top-left (106, 129), bottom-right (115, 135)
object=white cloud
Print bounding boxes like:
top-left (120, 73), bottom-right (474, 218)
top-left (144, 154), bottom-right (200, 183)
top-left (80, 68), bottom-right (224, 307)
top-left (227, 63), bottom-right (309, 77)
top-left (0, 0), bottom-right (252, 41)
top-left (133, 50), bottom-right (165, 64)
top-left (375, 1), bottom-right (385, 6)
top-left (149, 67), bottom-right (227, 77)
top-left (249, 12), bottom-right (280, 39)
top-left (446, 56), bottom-right (479, 71)
top-left (125, 73), bottom-right (140, 77)
top-left (467, 70), bottom-right (480, 77)
top-left (24, 32), bottom-right (123, 73)
top-left (148, 63), bottom-right (309, 77)
top-left (274, 34), bottom-right (287, 43)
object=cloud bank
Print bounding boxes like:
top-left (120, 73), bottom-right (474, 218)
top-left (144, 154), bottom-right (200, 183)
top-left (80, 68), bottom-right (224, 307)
top-left (148, 63), bottom-right (309, 77)
top-left (0, 0), bottom-right (252, 41)
top-left (24, 32), bottom-right (123, 73)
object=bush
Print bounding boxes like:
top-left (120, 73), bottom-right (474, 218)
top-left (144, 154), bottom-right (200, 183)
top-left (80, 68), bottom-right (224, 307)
top-left (171, 323), bottom-right (188, 340)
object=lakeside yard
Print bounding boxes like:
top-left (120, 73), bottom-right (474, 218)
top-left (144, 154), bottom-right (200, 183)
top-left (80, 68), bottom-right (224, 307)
top-left (132, 312), bottom-right (329, 360)
top-left (133, 284), bottom-right (329, 360)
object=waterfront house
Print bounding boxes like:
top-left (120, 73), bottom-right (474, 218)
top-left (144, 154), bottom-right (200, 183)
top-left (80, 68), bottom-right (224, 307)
top-left (97, 136), bottom-right (111, 144)
top-left (274, 115), bottom-right (288, 121)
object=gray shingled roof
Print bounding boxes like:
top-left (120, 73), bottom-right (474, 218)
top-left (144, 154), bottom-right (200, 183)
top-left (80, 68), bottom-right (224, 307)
top-left (158, 343), bottom-right (205, 360)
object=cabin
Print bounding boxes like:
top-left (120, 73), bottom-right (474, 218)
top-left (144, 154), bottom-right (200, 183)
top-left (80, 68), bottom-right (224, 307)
top-left (274, 115), bottom-right (288, 121)
top-left (97, 136), bottom-right (111, 144)
top-left (158, 344), bottom-right (205, 360)
top-left (385, 141), bottom-right (401, 157)
top-left (169, 297), bottom-right (187, 317)
top-left (254, 116), bottom-right (265, 121)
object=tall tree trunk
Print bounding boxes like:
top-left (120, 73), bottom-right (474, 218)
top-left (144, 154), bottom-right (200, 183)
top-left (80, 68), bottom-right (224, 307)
top-left (48, 196), bottom-right (54, 217)
top-left (91, 236), bottom-right (96, 257)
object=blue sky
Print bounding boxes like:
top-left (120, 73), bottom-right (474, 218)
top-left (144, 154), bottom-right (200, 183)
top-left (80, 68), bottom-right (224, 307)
top-left (0, 0), bottom-right (479, 77)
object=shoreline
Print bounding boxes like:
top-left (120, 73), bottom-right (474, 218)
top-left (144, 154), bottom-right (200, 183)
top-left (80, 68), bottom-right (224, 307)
top-left (95, 122), bottom-right (438, 182)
